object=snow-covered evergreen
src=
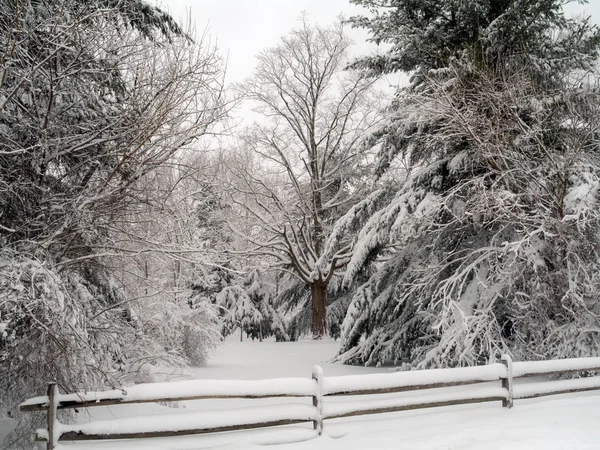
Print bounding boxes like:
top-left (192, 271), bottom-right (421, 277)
top-left (338, 0), bottom-right (600, 367)
top-left (216, 269), bottom-right (287, 341)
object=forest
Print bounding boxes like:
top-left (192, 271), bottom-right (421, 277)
top-left (1, 0), bottom-right (600, 445)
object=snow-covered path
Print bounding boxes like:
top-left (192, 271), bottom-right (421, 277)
top-left (15, 337), bottom-right (600, 449)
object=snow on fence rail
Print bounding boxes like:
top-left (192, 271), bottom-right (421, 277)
top-left (20, 355), bottom-right (600, 449)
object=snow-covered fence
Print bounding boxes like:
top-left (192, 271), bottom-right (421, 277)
top-left (20, 355), bottom-right (600, 449)
top-left (512, 357), bottom-right (600, 399)
top-left (20, 377), bottom-right (318, 449)
top-left (321, 362), bottom-right (509, 420)
top-left (319, 355), bottom-right (600, 420)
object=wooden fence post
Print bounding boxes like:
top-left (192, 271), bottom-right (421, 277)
top-left (312, 365), bottom-right (324, 435)
top-left (501, 354), bottom-right (513, 408)
top-left (46, 382), bottom-right (59, 450)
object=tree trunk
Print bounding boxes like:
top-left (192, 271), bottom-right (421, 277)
top-left (311, 280), bottom-right (327, 339)
top-left (240, 326), bottom-right (243, 342)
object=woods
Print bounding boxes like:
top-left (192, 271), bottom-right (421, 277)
top-left (0, 0), bottom-right (227, 438)
top-left (2, 0), bottom-right (600, 447)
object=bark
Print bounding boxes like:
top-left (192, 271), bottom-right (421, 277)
top-left (311, 280), bottom-right (327, 339)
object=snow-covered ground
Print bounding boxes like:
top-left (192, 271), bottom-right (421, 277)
top-left (7, 336), bottom-right (600, 449)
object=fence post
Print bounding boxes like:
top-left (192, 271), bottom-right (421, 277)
top-left (46, 382), bottom-right (59, 450)
top-left (501, 354), bottom-right (513, 408)
top-left (312, 365), bottom-right (323, 435)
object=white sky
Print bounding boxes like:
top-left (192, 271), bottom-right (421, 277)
top-left (158, 0), bottom-right (600, 85)
top-left (157, 0), bottom-right (373, 84)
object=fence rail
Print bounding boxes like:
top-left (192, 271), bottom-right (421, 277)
top-left (20, 355), bottom-right (600, 449)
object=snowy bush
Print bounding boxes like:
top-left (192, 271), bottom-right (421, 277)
top-left (0, 250), bottom-right (221, 448)
top-left (141, 295), bottom-right (220, 367)
top-left (0, 252), bottom-right (146, 440)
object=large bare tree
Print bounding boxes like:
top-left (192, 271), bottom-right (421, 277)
top-left (233, 19), bottom-right (380, 338)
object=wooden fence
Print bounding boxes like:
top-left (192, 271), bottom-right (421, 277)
top-left (20, 355), bottom-right (600, 449)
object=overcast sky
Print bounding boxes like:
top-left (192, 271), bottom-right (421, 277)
top-left (157, 0), bottom-right (600, 84)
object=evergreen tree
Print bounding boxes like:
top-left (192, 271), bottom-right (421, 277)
top-left (242, 269), bottom-right (273, 341)
top-left (215, 269), bottom-right (287, 341)
top-left (337, 0), bottom-right (600, 367)
top-left (216, 285), bottom-right (262, 341)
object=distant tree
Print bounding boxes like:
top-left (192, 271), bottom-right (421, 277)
top-left (234, 19), bottom-right (381, 339)
top-left (184, 178), bottom-right (236, 307)
top-left (216, 285), bottom-right (262, 341)
top-left (336, 0), bottom-right (600, 366)
top-left (111, 156), bottom-right (228, 367)
top-left (216, 268), bottom-right (286, 342)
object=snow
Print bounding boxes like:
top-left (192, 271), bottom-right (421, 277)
top-left (514, 376), bottom-right (600, 399)
top-left (7, 338), bottom-right (600, 449)
top-left (322, 385), bottom-right (507, 419)
top-left (562, 169), bottom-right (600, 221)
top-left (448, 150), bottom-right (468, 173)
top-left (0, 417), bottom-right (16, 446)
top-left (56, 403), bottom-right (317, 437)
top-left (22, 377), bottom-right (316, 409)
top-left (323, 363), bottom-right (506, 395)
top-left (261, 393), bottom-right (600, 450)
top-left (512, 357), bottom-right (600, 377)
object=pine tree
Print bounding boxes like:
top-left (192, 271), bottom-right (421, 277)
top-left (338, 0), bottom-right (600, 367)
top-left (216, 285), bottom-right (262, 341)
top-left (215, 269), bottom-right (287, 342)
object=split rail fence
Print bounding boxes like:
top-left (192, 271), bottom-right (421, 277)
top-left (20, 355), bottom-right (600, 449)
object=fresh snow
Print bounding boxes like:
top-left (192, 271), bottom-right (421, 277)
top-left (323, 363), bottom-right (505, 395)
top-left (8, 337), bottom-right (600, 449)
top-left (22, 377), bottom-right (316, 409)
top-left (514, 376), bottom-right (600, 399)
top-left (321, 384), bottom-right (507, 419)
top-left (261, 393), bottom-right (600, 450)
top-left (56, 403), bottom-right (317, 437)
top-left (511, 357), bottom-right (600, 377)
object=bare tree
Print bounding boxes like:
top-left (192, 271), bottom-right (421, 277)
top-left (233, 19), bottom-right (381, 338)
